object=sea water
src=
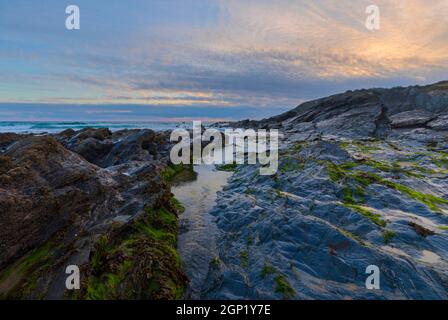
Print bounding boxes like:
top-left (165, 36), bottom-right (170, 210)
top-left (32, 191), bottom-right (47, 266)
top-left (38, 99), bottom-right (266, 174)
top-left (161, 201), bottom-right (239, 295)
top-left (0, 121), bottom-right (192, 133)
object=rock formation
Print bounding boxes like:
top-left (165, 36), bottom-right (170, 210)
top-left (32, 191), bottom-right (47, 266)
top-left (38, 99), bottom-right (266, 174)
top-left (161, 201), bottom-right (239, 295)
top-left (1, 81), bottom-right (448, 300)
top-left (204, 81), bottom-right (448, 299)
top-left (0, 128), bottom-right (188, 299)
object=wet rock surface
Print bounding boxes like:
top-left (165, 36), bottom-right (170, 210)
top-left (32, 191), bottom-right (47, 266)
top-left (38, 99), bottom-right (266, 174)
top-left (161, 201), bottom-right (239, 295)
top-left (1, 81), bottom-right (448, 300)
top-left (204, 81), bottom-right (448, 299)
top-left (0, 129), bottom-right (187, 299)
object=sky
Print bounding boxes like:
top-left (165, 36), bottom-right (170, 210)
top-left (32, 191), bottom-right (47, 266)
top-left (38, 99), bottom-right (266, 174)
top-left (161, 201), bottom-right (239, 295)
top-left (0, 0), bottom-right (447, 121)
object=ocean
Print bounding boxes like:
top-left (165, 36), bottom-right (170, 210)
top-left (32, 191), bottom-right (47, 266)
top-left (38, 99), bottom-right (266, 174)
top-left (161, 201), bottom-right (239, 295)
top-left (0, 121), bottom-right (195, 134)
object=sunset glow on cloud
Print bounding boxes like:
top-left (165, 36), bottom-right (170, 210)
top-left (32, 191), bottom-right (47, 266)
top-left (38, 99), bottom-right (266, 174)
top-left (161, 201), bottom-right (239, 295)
top-left (0, 0), bottom-right (447, 120)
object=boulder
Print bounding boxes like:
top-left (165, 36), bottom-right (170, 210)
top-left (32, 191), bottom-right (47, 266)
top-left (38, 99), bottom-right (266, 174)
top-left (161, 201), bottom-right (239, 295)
top-left (390, 110), bottom-right (435, 128)
top-left (427, 114), bottom-right (448, 131)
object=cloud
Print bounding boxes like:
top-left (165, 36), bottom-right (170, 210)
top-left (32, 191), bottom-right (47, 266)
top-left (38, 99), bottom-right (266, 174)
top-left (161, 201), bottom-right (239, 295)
top-left (0, 0), bottom-right (447, 118)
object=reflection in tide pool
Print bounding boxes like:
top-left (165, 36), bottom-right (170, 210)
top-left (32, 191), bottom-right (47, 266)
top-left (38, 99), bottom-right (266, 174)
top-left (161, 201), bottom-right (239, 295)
top-left (172, 164), bottom-right (232, 299)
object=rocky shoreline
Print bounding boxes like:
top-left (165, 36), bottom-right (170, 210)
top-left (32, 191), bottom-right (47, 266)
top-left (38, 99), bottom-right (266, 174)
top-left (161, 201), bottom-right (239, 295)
top-left (202, 81), bottom-right (448, 299)
top-left (1, 81), bottom-right (448, 300)
top-left (0, 128), bottom-right (189, 299)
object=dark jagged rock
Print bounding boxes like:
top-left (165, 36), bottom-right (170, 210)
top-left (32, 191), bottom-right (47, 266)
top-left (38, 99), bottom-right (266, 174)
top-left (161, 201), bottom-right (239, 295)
top-left (428, 114), bottom-right (448, 131)
top-left (0, 133), bottom-right (28, 152)
top-left (57, 128), bottom-right (171, 168)
top-left (390, 110), bottom-right (435, 128)
top-left (231, 81), bottom-right (448, 138)
top-left (0, 129), bottom-right (187, 299)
